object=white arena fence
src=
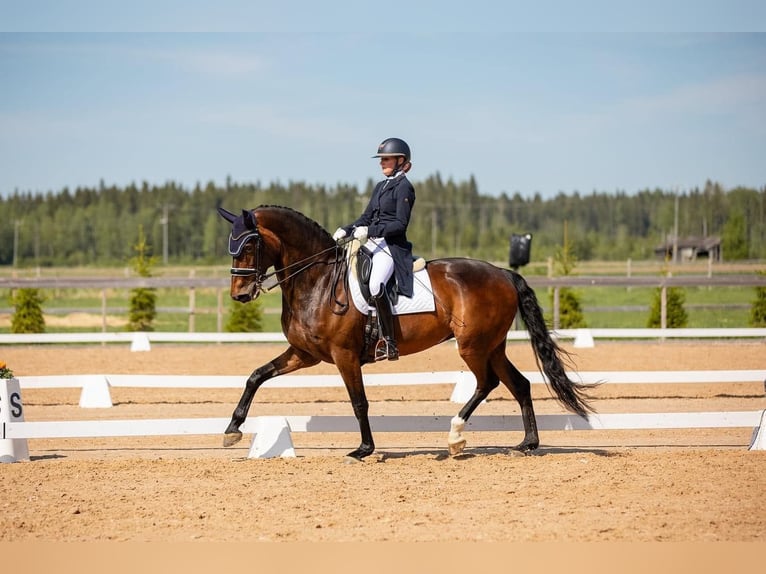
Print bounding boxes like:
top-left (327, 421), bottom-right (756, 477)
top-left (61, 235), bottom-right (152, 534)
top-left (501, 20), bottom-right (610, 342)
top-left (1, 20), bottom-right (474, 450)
top-left (3, 369), bottom-right (765, 461)
top-left (16, 368), bottom-right (766, 401)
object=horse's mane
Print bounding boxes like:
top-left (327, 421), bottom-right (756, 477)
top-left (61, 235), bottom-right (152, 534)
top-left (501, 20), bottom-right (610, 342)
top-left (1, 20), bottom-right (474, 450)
top-left (255, 204), bottom-right (333, 244)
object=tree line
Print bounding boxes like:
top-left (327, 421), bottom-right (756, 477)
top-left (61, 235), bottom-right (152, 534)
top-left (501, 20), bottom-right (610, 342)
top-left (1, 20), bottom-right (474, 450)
top-left (1, 176), bottom-right (764, 267)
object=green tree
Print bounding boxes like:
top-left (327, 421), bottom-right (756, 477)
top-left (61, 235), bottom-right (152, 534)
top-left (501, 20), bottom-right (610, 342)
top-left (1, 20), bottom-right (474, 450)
top-left (225, 299), bottom-right (264, 332)
top-left (721, 209), bottom-right (749, 260)
top-left (549, 222), bottom-right (587, 329)
top-left (127, 226), bottom-right (158, 332)
top-left (202, 211), bottom-right (223, 261)
top-left (557, 289), bottom-right (587, 329)
top-left (10, 288), bottom-right (46, 333)
top-left (749, 272), bottom-right (766, 327)
top-left (3, 178), bottom-right (766, 266)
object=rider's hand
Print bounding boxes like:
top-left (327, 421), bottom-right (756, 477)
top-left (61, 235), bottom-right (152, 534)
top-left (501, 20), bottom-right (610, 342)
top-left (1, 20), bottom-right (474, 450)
top-left (332, 228), bottom-right (347, 242)
top-left (353, 226), bottom-right (368, 243)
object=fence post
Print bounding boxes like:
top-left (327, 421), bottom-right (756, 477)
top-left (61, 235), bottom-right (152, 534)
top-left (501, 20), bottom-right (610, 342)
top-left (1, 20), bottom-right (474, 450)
top-left (217, 288), bottom-right (224, 333)
top-left (188, 270), bottom-right (196, 333)
top-left (101, 289), bottom-right (107, 340)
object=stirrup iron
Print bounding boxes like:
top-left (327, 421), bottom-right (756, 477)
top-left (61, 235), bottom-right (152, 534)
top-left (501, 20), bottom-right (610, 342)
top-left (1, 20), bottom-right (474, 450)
top-left (374, 338), bottom-right (399, 362)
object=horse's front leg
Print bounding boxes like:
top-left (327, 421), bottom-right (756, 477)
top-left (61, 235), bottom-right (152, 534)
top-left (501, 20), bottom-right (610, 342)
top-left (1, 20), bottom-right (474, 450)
top-left (335, 356), bottom-right (375, 461)
top-left (223, 346), bottom-right (319, 447)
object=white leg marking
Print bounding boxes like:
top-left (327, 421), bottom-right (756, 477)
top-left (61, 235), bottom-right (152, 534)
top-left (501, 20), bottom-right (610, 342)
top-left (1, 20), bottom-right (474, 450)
top-left (448, 416), bottom-right (467, 456)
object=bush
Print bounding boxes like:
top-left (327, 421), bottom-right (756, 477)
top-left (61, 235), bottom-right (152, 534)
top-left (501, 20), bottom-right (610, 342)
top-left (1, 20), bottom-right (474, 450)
top-left (10, 288), bottom-right (46, 333)
top-left (750, 272), bottom-right (766, 327)
top-left (647, 286), bottom-right (688, 328)
top-left (226, 299), bottom-right (264, 332)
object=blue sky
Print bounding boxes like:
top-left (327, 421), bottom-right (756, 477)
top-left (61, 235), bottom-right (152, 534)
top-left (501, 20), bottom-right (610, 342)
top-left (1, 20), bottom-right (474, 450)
top-left (1, 2), bottom-right (765, 199)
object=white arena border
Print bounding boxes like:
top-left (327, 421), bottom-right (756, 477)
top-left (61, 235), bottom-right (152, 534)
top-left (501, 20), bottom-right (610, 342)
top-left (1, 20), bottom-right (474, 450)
top-left (3, 411), bottom-right (765, 458)
top-left (4, 412), bottom-right (764, 440)
top-left (1, 327), bottom-right (766, 345)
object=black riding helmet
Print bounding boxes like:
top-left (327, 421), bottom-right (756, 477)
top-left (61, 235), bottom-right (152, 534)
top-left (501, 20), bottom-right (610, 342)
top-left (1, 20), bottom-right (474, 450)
top-left (372, 137), bottom-right (411, 162)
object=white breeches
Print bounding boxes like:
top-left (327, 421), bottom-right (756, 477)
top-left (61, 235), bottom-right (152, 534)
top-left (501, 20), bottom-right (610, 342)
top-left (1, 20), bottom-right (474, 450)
top-left (365, 238), bottom-right (394, 297)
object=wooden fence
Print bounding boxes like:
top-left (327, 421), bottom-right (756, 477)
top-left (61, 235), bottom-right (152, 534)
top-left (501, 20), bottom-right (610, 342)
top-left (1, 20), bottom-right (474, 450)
top-left (2, 273), bottom-right (766, 332)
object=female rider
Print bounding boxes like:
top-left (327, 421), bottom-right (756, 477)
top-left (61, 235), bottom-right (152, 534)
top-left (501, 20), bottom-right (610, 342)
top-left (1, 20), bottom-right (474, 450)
top-left (333, 137), bottom-right (416, 361)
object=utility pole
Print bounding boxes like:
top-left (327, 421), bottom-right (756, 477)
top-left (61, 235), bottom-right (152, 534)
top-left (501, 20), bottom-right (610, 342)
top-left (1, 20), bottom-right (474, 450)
top-left (13, 220), bottom-right (20, 267)
top-left (431, 205), bottom-right (437, 258)
top-left (672, 189), bottom-right (679, 264)
top-left (160, 204), bottom-right (169, 265)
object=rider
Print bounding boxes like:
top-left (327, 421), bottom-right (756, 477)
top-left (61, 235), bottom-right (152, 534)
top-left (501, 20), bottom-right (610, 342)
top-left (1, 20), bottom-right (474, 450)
top-left (333, 137), bottom-right (416, 361)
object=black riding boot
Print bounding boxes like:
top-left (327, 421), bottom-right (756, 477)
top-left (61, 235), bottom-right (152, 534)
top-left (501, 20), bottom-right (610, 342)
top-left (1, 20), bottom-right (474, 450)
top-left (372, 287), bottom-right (399, 361)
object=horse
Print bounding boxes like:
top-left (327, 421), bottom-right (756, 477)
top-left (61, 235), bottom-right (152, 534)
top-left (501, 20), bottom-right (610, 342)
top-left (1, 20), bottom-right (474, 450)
top-left (218, 205), bottom-right (595, 460)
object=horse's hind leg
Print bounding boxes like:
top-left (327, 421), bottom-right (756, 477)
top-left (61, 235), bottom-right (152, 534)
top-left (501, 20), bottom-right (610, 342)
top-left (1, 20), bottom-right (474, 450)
top-left (448, 352), bottom-right (500, 456)
top-left (490, 350), bottom-right (539, 452)
top-left (223, 346), bottom-right (319, 447)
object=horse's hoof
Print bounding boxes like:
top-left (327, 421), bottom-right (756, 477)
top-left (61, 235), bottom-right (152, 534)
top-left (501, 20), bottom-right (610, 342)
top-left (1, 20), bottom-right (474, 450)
top-left (345, 447), bottom-right (373, 461)
top-left (448, 438), bottom-right (466, 456)
top-left (223, 431), bottom-right (243, 447)
top-left (344, 456), bottom-right (363, 464)
top-left (514, 442), bottom-right (539, 454)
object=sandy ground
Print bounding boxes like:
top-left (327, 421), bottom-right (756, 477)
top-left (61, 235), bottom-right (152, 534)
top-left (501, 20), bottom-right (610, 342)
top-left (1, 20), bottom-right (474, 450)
top-left (1, 340), bottom-right (765, 542)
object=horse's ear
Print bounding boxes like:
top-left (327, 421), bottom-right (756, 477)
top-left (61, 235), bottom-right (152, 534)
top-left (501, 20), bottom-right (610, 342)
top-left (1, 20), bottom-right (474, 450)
top-left (217, 207), bottom-right (237, 223)
top-left (242, 209), bottom-right (257, 230)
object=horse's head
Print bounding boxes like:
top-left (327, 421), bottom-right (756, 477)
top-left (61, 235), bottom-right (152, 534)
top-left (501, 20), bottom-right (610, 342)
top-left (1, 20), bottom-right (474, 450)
top-left (219, 205), bottom-right (339, 303)
top-left (218, 207), bottom-right (273, 302)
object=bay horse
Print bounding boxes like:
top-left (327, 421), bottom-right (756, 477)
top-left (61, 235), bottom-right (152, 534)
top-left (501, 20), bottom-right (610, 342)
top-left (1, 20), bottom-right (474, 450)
top-left (218, 205), bottom-right (595, 460)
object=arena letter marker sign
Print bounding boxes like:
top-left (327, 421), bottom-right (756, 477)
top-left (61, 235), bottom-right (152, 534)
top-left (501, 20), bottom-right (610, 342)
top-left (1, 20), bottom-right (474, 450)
top-left (1, 377), bottom-right (30, 463)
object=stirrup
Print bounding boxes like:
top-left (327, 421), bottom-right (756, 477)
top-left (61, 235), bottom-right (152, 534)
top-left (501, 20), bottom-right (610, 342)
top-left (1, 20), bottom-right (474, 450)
top-left (374, 338), bottom-right (399, 361)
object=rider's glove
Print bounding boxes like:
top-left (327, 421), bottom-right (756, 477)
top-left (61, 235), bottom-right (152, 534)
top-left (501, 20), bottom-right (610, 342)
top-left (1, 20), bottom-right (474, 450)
top-left (353, 226), bottom-right (368, 243)
top-left (332, 228), bottom-right (347, 242)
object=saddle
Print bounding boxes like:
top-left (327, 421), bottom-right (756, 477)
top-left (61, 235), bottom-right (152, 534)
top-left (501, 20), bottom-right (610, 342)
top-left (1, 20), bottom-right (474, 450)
top-left (345, 239), bottom-right (427, 364)
top-left (350, 241), bottom-right (426, 304)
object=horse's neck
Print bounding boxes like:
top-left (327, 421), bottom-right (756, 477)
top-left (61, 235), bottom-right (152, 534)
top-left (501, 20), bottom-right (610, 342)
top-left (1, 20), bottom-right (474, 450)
top-left (277, 243), bottom-right (334, 295)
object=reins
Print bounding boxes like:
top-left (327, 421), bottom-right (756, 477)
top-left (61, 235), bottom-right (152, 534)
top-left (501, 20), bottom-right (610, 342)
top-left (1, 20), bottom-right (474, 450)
top-left (231, 230), bottom-right (351, 315)
top-left (263, 244), bottom-right (338, 287)
top-left (273, 243), bottom-right (351, 315)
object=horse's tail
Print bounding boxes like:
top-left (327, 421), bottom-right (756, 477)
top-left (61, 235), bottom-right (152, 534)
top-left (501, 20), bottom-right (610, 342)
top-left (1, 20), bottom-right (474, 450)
top-left (506, 269), bottom-right (596, 419)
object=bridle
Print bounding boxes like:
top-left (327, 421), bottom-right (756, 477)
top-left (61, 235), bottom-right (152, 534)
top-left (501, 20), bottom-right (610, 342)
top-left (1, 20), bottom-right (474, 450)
top-left (227, 219), bottom-right (350, 313)
top-left (227, 226), bottom-right (263, 278)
